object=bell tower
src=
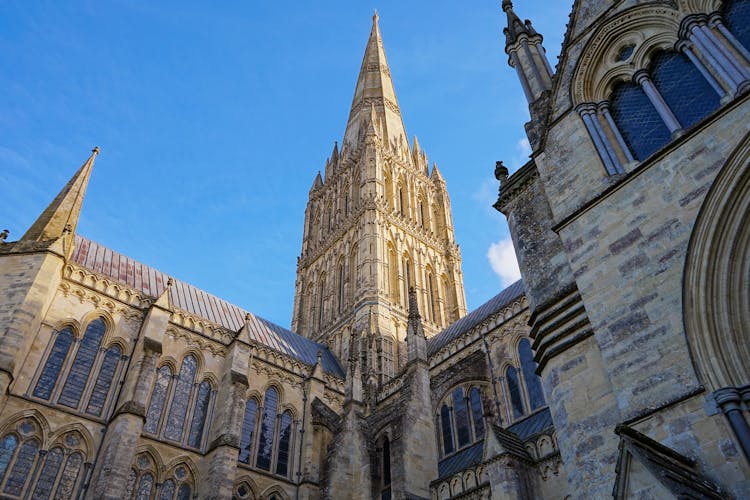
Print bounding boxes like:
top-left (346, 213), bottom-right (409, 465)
top-left (292, 13), bottom-right (467, 384)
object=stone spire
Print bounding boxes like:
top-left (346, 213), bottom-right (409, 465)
top-left (343, 12), bottom-right (408, 149)
top-left (502, 0), bottom-right (553, 104)
top-left (407, 287), bottom-right (427, 362)
top-left (22, 147), bottom-right (100, 244)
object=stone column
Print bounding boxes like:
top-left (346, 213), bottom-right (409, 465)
top-left (598, 101), bottom-right (635, 164)
top-left (710, 13), bottom-right (750, 70)
top-left (576, 103), bottom-right (620, 175)
top-left (677, 40), bottom-right (727, 98)
top-left (634, 70), bottom-right (682, 136)
top-left (715, 387), bottom-right (750, 463)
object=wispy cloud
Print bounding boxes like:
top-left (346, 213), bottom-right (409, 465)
top-left (487, 238), bottom-right (521, 286)
top-left (510, 137), bottom-right (531, 171)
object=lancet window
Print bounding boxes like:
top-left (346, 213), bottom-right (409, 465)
top-left (124, 454), bottom-right (193, 500)
top-left (436, 384), bottom-right (486, 458)
top-left (32, 317), bottom-right (125, 419)
top-left (143, 354), bottom-right (215, 451)
top-left (380, 435), bottom-right (392, 500)
top-left (503, 339), bottom-right (546, 422)
top-left (238, 387), bottom-right (297, 479)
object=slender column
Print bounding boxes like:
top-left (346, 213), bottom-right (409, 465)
top-left (634, 71), bottom-right (682, 135)
top-left (598, 102), bottom-right (634, 164)
top-left (510, 51), bottom-right (533, 102)
top-left (715, 387), bottom-right (750, 463)
top-left (576, 103), bottom-right (619, 175)
top-left (699, 24), bottom-right (750, 80)
top-left (677, 40), bottom-right (727, 98)
top-left (710, 14), bottom-right (750, 67)
top-left (691, 25), bottom-right (745, 88)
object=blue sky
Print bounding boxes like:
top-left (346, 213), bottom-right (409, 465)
top-left (0, 1), bottom-right (570, 328)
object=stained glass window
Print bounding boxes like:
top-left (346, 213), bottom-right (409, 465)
top-left (519, 339), bottom-right (545, 412)
top-left (59, 318), bottom-right (107, 408)
top-left (31, 446), bottom-right (63, 499)
top-left (440, 404), bottom-right (454, 455)
top-left (187, 380), bottom-right (212, 448)
top-left (164, 355), bottom-right (197, 442)
top-left (239, 399), bottom-right (258, 464)
top-left (55, 452), bottom-right (83, 499)
top-left (3, 438), bottom-right (38, 496)
top-left (0, 434), bottom-right (17, 484)
top-left (724, 0), bottom-right (750, 51)
top-left (256, 387), bottom-right (278, 471)
top-left (86, 345), bottom-right (122, 416)
top-left (125, 469), bottom-right (137, 498)
top-left (135, 473), bottom-right (154, 500)
top-left (275, 411), bottom-right (293, 477)
top-left (469, 387), bottom-right (485, 439)
top-left (144, 366), bottom-right (172, 434)
top-left (650, 51), bottom-right (720, 129)
top-left (609, 82), bottom-right (671, 161)
top-left (506, 366), bottom-right (526, 420)
top-left (452, 388), bottom-right (471, 447)
top-left (33, 328), bottom-right (73, 400)
top-left (176, 483), bottom-right (191, 500)
top-left (160, 479), bottom-right (175, 500)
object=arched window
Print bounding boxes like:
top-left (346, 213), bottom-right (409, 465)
top-left (124, 452), bottom-right (157, 500)
top-left (440, 404), bottom-right (454, 455)
top-left (239, 399), bottom-right (259, 465)
top-left (160, 465), bottom-right (192, 500)
top-left (338, 263), bottom-right (346, 314)
top-left (256, 387), bottom-right (278, 471)
top-left (58, 317), bottom-right (107, 408)
top-left (0, 420), bottom-right (41, 497)
top-left (33, 327), bottom-right (73, 400)
top-left (381, 436), bottom-right (391, 500)
top-left (469, 387), bottom-right (485, 439)
top-left (724, 0), bottom-right (750, 50)
top-left (452, 387), bottom-right (471, 448)
top-left (398, 185), bottom-right (405, 216)
top-left (317, 277), bottom-right (326, 330)
top-left (609, 81), bottom-right (672, 161)
top-left (31, 442), bottom-right (85, 499)
top-left (506, 366), bottom-right (526, 420)
top-left (649, 51), bottom-right (720, 129)
top-left (387, 244), bottom-right (399, 303)
top-left (519, 339), bottom-right (545, 412)
top-left (86, 344), bottom-right (122, 416)
top-left (349, 245), bottom-right (358, 303)
top-left (427, 272), bottom-right (437, 323)
top-left (275, 411), bottom-right (294, 477)
top-left (145, 355), bottom-right (213, 450)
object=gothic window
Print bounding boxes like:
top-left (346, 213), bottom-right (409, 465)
top-left (724, 0), bottom-right (750, 50)
top-left (233, 482), bottom-right (255, 499)
top-left (382, 337), bottom-right (394, 379)
top-left (317, 277), bottom-right (326, 330)
top-left (160, 479), bottom-right (175, 500)
top-left (506, 366), bottom-right (526, 420)
top-left (349, 245), bottom-right (358, 303)
top-left (86, 344), bottom-right (122, 416)
top-left (32, 327), bottom-right (73, 400)
top-left (451, 387), bottom-right (471, 448)
top-left (255, 387), bottom-right (278, 471)
top-left (0, 419), bottom-right (44, 498)
top-left (134, 473), bottom-right (154, 500)
top-left (338, 263), bottom-right (346, 314)
top-left (160, 465), bottom-right (192, 500)
top-left (31, 447), bottom-right (64, 498)
top-left (145, 355), bottom-right (214, 450)
top-left (609, 81), bottom-right (671, 161)
top-left (275, 411), bottom-right (294, 477)
top-left (649, 51), bottom-right (720, 129)
top-left (124, 453), bottom-right (157, 500)
top-left (440, 404), bottom-right (454, 455)
top-left (427, 272), bottom-right (437, 323)
top-left (519, 339), bottom-right (545, 412)
top-left (58, 317), bottom-right (107, 408)
top-left (387, 244), bottom-right (399, 303)
top-left (0, 434), bottom-right (17, 484)
top-left (469, 387), bottom-right (485, 439)
top-left (239, 398), bottom-right (259, 465)
top-left (144, 365), bottom-right (172, 434)
top-left (381, 436), bottom-right (391, 500)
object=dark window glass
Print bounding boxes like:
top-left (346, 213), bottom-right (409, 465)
top-left (469, 387), bottom-right (485, 439)
top-left (4, 438), bottom-right (38, 496)
top-left (609, 82), bottom-right (671, 161)
top-left (724, 0), bottom-right (750, 51)
top-left (135, 473), bottom-right (154, 500)
top-left (239, 399), bottom-right (258, 464)
top-left (86, 345), bottom-right (122, 416)
top-left (59, 318), bottom-right (107, 408)
top-left (33, 328), bottom-right (73, 400)
top-left (55, 453), bottom-right (83, 500)
top-left (440, 404), bottom-right (454, 455)
top-left (452, 388), bottom-right (471, 447)
top-left (0, 434), bottom-right (18, 484)
top-left (188, 380), bottom-right (212, 448)
top-left (275, 411), bottom-right (293, 476)
top-left (256, 388), bottom-right (278, 470)
top-left (519, 339), bottom-right (545, 411)
top-left (144, 366), bottom-right (172, 434)
top-left (31, 446), bottom-right (63, 499)
top-left (506, 366), bottom-right (526, 419)
top-left (177, 484), bottom-right (191, 500)
top-left (382, 437), bottom-right (391, 486)
top-left (650, 51), bottom-right (720, 129)
top-left (160, 479), bottom-right (175, 500)
top-left (164, 355), bottom-right (197, 442)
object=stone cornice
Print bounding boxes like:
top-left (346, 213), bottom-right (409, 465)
top-left (63, 262), bottom-right (153, 310)
top-left (494, 160), bottom-right (539, 214)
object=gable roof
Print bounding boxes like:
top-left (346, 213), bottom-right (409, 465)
top-left (427, 280), bottom-right (525, 357)
top-left (70, 235), bottom-right (344, 377)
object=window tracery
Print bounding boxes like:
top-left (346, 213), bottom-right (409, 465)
top-left (436, 385), bottom-right (487, 458)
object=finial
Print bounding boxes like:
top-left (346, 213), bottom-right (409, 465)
top-left (0, 229), bottom-right (8, 243)
top-left (92, 146), bottom-right (100, 155)
top-left (494, 161), bottom-right (509, 184)
top-left (316, 351), bottom-right (323, 364)
top-left (245, 312), bottom-right (252, 322)
top-left (502, 0), bottom-right (513, 12)
top-left (167, 277), bottom-right (174, 287)
top-left (373, 9), bottom-right (379, 23)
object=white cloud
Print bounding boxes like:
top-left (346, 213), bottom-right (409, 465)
top-left (487, 238), bottom-right (521, 286)
top-left (511, 137), bottom-right (531, 170)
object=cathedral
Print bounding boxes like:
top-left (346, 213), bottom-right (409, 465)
top-left (0, 0), bottom-right (748, 498)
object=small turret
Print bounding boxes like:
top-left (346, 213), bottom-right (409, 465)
top-left (406, 287), bottom-right (427, 362)
top-left (310, 171), bottom-right (324, 193)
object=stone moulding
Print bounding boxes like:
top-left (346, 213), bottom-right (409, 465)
top-left (64, 263), bottom-right (153, 309)
top-left (164, 326), bottom-right (227, 358)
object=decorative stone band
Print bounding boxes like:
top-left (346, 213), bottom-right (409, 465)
top-left (713, 385), bottom-right (750, 462)
top-left (528, 284), bottom-right (594, 373)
